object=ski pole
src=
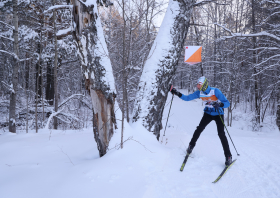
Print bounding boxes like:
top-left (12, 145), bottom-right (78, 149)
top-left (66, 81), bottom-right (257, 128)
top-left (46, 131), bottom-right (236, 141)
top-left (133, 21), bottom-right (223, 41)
top-left (217, 108), bottom-right (240, 156)
top-left (163, 86), bottom-right (175, 137)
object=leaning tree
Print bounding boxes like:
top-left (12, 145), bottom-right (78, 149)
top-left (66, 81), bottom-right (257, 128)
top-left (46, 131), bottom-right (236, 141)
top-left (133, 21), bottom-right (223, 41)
top-left (133, 0), bottom-right (217, 140)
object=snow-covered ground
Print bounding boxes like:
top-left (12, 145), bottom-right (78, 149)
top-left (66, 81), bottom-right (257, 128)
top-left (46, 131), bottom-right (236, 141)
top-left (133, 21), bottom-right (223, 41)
top-left (1, 90), bottom-right (280, 198)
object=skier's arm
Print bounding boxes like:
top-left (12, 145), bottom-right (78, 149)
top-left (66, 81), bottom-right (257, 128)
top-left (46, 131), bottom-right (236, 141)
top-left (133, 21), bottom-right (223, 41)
top-left (180, 90), bottom-right (200, 101)
top-left (215, 89), bottom-right (230, 108)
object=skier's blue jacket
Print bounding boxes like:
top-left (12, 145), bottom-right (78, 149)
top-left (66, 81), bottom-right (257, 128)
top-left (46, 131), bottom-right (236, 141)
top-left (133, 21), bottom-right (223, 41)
top-left (179, 86), bottom-right (230, 116)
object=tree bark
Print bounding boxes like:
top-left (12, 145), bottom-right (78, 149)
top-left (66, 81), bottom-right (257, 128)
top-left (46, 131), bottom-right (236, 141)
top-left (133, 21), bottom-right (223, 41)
top-left (25, 54), bottom-right (29, 133)
top-left (277, 73), bottom-right (280, 131)
top-left (121, 0), bottom-right (127, 148)
top-left (53, 0), bottom-right (59, 129)
top-left (9, 0), bottom-right (19, 133)
top-left (46, 60), bottom-right (54, 105)
top-left (133, 0), bottom-right (195, 140)
top-left (72, 0), bottom-right (116, 157)
top-left (252, 0), bottom-right (260, 126)
top-left (35, 61), bottom-right (39, 133)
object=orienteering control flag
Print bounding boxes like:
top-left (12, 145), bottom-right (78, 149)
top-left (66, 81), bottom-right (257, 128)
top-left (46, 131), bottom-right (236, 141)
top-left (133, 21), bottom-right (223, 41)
top-left (184, 46), bottom-right (202, 65)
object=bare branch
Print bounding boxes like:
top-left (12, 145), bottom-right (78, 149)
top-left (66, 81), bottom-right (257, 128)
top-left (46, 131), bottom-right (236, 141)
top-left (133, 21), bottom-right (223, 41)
top-left (57, 146), bottom-right (75, 166)
top-left (107, 136), bottom-right (154, 153)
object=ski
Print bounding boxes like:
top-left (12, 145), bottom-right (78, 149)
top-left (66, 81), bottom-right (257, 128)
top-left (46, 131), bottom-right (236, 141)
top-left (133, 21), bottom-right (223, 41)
top-left (180, 153), bottom-right (190, 172)
top-left (212, 159), bottom-right (237, 183)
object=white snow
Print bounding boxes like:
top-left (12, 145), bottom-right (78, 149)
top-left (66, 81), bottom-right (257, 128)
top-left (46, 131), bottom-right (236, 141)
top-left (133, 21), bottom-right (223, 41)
top-left (1, 90), bottom-right (280, 198)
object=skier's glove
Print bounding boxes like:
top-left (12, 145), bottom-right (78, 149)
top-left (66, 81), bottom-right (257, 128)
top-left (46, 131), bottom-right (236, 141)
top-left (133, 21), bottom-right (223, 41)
top-left (212, 102), bottom-right (224, 109)
top-left (170, 88), bottom-right (182, 97)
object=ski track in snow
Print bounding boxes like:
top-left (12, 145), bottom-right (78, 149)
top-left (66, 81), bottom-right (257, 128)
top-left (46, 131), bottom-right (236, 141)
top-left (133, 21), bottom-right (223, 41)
top-left (235, 137), bottom-right (280, 198)
top-left (0, 90), bottom-right (280, 198)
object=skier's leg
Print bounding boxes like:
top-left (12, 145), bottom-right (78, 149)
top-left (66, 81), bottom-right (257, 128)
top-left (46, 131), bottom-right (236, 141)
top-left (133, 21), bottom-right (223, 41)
top-left (189, 113), bottom-right (212, 147)
top-left (214, 114), bottom-right (232, 157)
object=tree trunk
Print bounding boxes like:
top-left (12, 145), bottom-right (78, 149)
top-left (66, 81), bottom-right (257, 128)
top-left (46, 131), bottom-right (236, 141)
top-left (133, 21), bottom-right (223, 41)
top-left (25, 54), bottom-right (29, 133)
top-left (35, 62), bottom-right (39, 133)
top-left (277, 69), bottom-right (280, 131)
top-left (252, 0), bottom-right (260, 126)
top-left (133, 0), bottom-right (195, 140)
top-left (46, 60), bottom-right (54, 105)
top-left (121, 0), bottom-right (127, 148)
top-left (213, 3), bottom-right (217, 86)
top-left (72, 0), bottom-right (116, 157)
top-left (9, 0), bottom-right (19, 133)
top-left (40, 27), bottom-right (45, 125)
top-left (53, 0), bottom-right (59, 129)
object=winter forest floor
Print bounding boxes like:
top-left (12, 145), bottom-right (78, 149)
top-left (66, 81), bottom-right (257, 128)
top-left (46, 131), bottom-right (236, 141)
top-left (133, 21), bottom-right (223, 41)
top-left (1, 90), bottom-right (280, 198)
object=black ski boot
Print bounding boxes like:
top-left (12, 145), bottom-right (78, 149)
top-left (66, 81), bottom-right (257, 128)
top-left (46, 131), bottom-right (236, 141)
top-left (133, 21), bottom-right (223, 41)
top-left (225, 156), bottom-right (232, 166)
top-left (187, 144), bottom-right (194, 154)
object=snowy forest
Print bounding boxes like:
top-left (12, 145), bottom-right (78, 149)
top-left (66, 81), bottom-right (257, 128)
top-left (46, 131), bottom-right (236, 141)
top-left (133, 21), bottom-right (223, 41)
top-left (1, 0), bottom-right (280, 152)
top-left (1, 0), bottom-right (280, 197)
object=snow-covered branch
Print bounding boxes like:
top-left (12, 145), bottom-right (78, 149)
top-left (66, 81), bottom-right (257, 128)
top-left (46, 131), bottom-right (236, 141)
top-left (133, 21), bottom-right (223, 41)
top-left (1, 81), bottom-right (14, 93)
top-left (44, 94), bottom-right (85, 129)
top-left (0, 35), bottom-right (14, 41)
top-left (265, 0), bottom-right (280, 4)
top-left (252, 54), bottom-right (280, 74)
top-left (18, 57), bottom-right (33, 62)
top-left (60, 112), bottom-right (80, 121)
top-left (57, 26), bottom-right (73, 38)
top-left (58, 94), bottom-right (84, 109)
top-left (260, 11), bottom-right (280, 25)
top-left (44, 108), bottom-right (64, 130)
top-left (193, 0), bottom-right (220, 7)
top-left (44, 5), bottom-right (73, 14)
top-left (215, 23), bottom-right (280, 42)
top-left (0, 50), bottom-right (33, 62)
top-left (0, 50), bottom-right (19, 60)
top-left (0, 21), bottom-right (14, 30)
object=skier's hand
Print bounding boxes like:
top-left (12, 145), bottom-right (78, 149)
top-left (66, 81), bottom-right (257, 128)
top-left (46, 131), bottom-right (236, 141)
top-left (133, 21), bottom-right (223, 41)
top-left (212, 102), bottom-right (224, 109)
top-left (170, 88), bottom-right (182, 97)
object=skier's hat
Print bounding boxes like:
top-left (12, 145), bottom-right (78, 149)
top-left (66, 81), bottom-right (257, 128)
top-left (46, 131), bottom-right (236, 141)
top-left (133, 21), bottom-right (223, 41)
top-left (197, 76), bottom-right (208, 91)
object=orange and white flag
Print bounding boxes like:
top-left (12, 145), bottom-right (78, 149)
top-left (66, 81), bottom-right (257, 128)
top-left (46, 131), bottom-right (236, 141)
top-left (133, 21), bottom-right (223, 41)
top-left (184, 46), bottom-right (202, 65)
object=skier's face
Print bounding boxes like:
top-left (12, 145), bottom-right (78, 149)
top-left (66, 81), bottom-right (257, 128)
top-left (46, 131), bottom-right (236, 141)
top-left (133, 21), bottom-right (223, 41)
top-left (197, 83), bottom-right (202, 90)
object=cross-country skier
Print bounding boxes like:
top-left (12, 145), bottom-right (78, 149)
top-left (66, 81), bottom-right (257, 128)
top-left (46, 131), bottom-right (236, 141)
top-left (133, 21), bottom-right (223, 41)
top-left (170, 76), bottom-right (232, 166)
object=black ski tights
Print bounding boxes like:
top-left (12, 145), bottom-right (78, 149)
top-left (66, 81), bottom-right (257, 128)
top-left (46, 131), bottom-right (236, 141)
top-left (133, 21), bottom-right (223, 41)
top-left (189, 113), bottom-right (232, 157)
